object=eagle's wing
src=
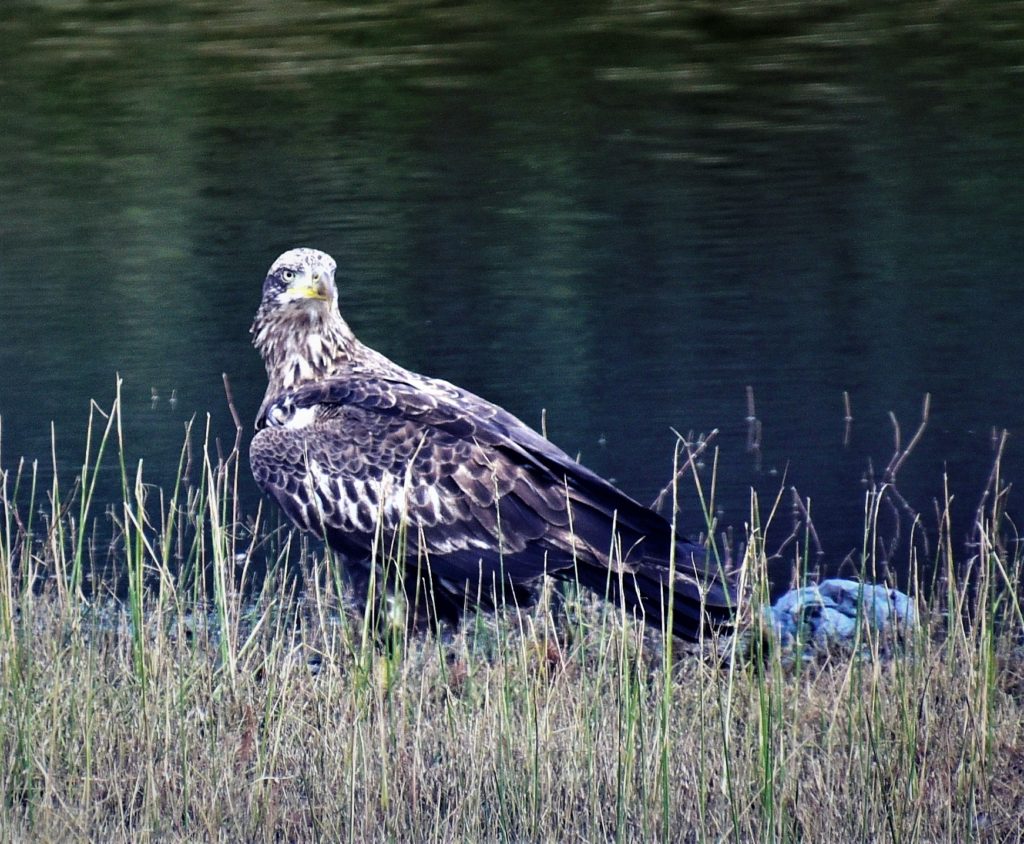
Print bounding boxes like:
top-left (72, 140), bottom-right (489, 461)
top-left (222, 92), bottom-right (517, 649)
top-left (254, 371), bottom-right (688, 566)
top-left (251, 373), bottom-right (575, 580)
top-left (250, 371), bottom-right (733, 635)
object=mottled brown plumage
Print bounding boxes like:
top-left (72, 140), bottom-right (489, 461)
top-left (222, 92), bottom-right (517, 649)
top-left (250, 248), bottom-right (734, 639)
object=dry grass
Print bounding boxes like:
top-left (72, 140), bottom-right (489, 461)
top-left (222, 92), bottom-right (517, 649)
top-left (0, 389), bottom-right (1022, 842)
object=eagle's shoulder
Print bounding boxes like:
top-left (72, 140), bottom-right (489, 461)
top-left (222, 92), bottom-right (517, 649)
top-left (259, 366), bottom-right (507, 444)
top-left (255, 363), bottom-right (659, 525)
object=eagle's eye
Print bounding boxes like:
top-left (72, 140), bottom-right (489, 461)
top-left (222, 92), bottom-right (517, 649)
top-left (312, 272), bottom-right (321, 281)
top-left (282, 269), bottom-right (296, 281)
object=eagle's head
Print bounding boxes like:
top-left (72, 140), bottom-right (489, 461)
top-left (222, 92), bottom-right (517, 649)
top-left (261, 248), bottom-right (338, 309)
top-left (252, 248), bottom-right (355, 397)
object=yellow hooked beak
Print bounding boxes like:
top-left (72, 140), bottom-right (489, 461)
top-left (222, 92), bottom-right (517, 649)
top-left (289, 283), bottom-right (328, 301)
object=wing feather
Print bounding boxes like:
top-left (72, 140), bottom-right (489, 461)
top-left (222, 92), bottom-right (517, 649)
top-left (253, 373), bottom-right (587, 570)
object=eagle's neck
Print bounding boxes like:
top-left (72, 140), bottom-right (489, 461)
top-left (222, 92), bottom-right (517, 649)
top-left (252, 303), bottom-right (358, 396)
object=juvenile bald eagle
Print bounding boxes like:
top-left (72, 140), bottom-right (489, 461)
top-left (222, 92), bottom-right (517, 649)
top-left (250, 248), bottom-right (734, 641)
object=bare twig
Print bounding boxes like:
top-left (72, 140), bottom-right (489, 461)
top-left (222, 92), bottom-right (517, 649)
top-left (854, 397), bottom-right (933, 572)
top-left (183, 415), bottom-right (196, 489)
top-left (880, 492), bottom-right (901, 568)
top-left (769, 520), bottom-right (800, 565)
top-left (767, 487), bottom-right (824, 577)
top-left (790, 487), bottom-right (825, 560)
top-left (842, 390), bottom-right (853, 447)
top-left (650, 429), bottom-right (718, 513)
top-left (223, 373), bottom-right (244, 457)
top-left (7, 462), bottom-right (27, 537)
top-left (878, 397), bottom-right (931, 562)
top-left (973, 429), bottom-right (1010, 556)
top-left (744, 386), bottom-right (762, 470)
top-left (885, 394), bottom-right (930, 483)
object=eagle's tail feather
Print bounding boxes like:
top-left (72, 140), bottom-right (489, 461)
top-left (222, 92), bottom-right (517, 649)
top-left (569, 556), bottom-right (734, 643)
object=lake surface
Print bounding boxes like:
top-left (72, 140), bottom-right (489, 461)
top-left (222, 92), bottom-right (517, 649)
top-left (1, 1), bottom-right (1022, 591)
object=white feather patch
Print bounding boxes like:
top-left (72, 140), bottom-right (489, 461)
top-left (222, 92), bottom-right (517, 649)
top-left (283, 406), bottom-right (317, 430)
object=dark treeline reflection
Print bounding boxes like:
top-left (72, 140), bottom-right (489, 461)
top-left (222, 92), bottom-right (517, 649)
top-left (1, 1), bottom-right (1021, 591)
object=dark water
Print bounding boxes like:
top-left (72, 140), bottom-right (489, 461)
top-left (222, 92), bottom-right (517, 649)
top-left (1, 1), bottom-right (1022, 589)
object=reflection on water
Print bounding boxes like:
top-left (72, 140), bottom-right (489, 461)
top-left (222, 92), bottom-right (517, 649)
top-left (1, 1), bottom-right (1022, 588)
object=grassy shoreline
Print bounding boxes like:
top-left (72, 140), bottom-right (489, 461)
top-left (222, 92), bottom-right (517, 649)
top-left (1, 392), bottom-right (1021, 841)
